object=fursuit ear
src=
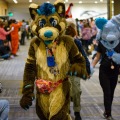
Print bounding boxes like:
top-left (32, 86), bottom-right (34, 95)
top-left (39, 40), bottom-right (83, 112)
top-left (111, 14), bottom-right (120, 27)
top-left (54, 0), bottom-right (65, 18)
top-left (29, 3), bottom-right (39, 20)
top-left (95, 18), bottom-right (108, 30)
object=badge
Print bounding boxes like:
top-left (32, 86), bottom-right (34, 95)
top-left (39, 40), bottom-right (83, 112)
top-left (47, 56), bottom-right (55, 67)
top-left (111, 65), bottom-right (114, 69)
top-left (106, 49), bottom-right (114, 58)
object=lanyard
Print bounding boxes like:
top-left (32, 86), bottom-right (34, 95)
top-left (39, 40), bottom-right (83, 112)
top-left (45, 40), bottom-right (60, 75)
top-left (46, 40), bottom-right (57, 57)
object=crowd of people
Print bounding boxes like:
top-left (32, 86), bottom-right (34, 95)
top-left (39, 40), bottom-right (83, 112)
top-left (0, 18), bottom-right (33, 120)
top-left (75, 18), bottom-right (98, 56)
top-left (0, 17), bottom-right (99, 61)
top-left (0, 18), bottom-right (32, 61)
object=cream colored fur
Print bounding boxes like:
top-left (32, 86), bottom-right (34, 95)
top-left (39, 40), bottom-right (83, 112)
top-left (54, 0), bottom-right (64, 5)
top-left (38, 83), bottom-right (66, 119)
top-left (38, 27), bottom-right (59, 40)
top-left (34, 40), bottom-right (70, 81)
top-left (29, 3), bottom-right (38, 9)
top-left (59, 21), bottom-right (66, 32)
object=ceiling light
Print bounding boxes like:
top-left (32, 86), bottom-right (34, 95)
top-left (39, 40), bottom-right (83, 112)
top-left (13, 0), bottom-right (18, 4)
top-left (65, 0), bottom-right (68, 2)
top-left (100, 0), bottom-right (103, 2)
top-left (79, 1), bottom-right (83, 4)
top-left (95, 1), bottom-right (98, 3)
top-left (112, 0), bottom-right (114, 3)
top-left (29, 0), bottom-right (32, 2)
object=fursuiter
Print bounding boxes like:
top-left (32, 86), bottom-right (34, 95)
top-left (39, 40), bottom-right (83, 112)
top-left (20, 0), bottom-right (87, 120)
top-left (92, 15), bottom-right (120, 119)
top-left (95, 16), bottom-right (120, 64)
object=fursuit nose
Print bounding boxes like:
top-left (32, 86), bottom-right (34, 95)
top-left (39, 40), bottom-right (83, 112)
top-left (110, 41), bottom-right (114, 44)
top-left (44, 30), bottom-right (53, 38)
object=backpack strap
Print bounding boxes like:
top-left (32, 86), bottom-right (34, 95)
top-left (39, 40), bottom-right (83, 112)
top-left (74, 38), bottom-right (91, 75)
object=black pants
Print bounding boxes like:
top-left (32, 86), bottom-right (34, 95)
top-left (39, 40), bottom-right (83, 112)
top-left (99, 66), bottom-right (119, 116)
top-left (20, 31), bottom-right (26, 45)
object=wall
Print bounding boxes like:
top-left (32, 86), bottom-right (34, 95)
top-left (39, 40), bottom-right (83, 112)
top-left (8, 3), bottom-right (31, 21)
top-left (7, 3), bottom-right (108, 21)
top-left (0, 0), bottom-right (8, 16)
top-left (67, 3), bottom-right (108, 19)
top-left (114, 0), bottom-right (120, 15)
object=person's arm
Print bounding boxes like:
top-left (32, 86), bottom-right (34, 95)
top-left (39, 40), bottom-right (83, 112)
top-left (0, 28), bottom-right (11, 36)
top-left (20, 38), bottom-right (37, 110)
top-left (91, 52), bottom-right (101, 68)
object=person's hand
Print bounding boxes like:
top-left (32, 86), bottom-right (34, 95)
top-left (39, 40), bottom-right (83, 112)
top-left (7, 28), bottom-right (10, 30)
top-left (20, 93), bottom-right (34, 110)
top-left (11, 27), bottom-right (14, 31)
top-left (82, 73), bottom-right (88, 80)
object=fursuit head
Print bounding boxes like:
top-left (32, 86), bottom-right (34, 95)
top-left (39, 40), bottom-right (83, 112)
top-left (29, 0), bottom-right (66, 46)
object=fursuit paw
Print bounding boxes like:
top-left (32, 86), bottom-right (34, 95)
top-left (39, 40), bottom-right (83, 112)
top-left (68, 63), bottom-right (88, 80)
top-left (82, 74), bottom-right (88, 80)
top-left (111, 53), bottom-right (120, 64)
top-left (67, 71), bottom-right (78, 76)
top-left (20, 93), bottom-right (35, 110)
top-left (68, 63), bottom-right (81, 76)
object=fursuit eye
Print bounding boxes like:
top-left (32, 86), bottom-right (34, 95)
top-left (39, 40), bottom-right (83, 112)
top-left (51, 20), bottom-right (57, 27)
top-left (39, 21), bottom-right (44, 28)
top-left (39, 20), bottom-right (45, 28)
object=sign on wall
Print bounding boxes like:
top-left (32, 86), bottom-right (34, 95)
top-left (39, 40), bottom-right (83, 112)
top-left (8, 12), bottom-right (13, 17)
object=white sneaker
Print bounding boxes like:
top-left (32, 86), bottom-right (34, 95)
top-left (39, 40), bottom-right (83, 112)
top-left (10, 55), bottom-right (15, 59)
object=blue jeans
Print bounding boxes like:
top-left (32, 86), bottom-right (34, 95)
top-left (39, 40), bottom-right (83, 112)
top-left (0, 100), bottom-right (9, 120)
top-left (1, 54), bottom-right (10, 59)
top-left (0, 40), bottom-right (3, 46)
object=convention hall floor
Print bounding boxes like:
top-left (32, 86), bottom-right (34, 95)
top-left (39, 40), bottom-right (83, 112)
top-left (0, 39), bottom-right (120, 120)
